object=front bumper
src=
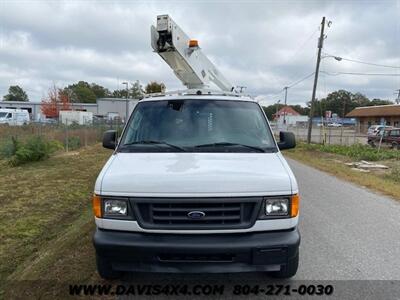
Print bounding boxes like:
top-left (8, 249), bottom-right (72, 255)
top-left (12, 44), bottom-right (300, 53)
top-left (93, 227), bottom-right (300, 273)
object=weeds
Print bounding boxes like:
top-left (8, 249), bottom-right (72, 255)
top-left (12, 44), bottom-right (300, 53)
top-left (67, 136), bottom-right (81, 150)
top-left (387, 165), bottom-right (400, 182)
top-left (299, 143), bottom-right (400, 161)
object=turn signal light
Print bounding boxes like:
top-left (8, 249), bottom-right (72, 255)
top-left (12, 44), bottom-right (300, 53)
top-left (291, 194), bottom-right (300, 217)
top-left (92, 194), bottom-right (102, 218)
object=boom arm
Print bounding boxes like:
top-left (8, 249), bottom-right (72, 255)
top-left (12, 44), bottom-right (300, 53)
top-left (151, 15), bottom-right (233, 92)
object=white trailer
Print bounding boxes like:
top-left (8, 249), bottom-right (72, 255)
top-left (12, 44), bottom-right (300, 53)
top-left (59, 111), bottom-right (93, 125)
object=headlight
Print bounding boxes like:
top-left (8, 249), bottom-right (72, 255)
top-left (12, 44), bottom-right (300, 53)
top-left (104, 199), bottom-right (128, 216)
top-left (259, 194), bottom-right (300, 219)
top-left (264, 198), bottom-right (289, 216)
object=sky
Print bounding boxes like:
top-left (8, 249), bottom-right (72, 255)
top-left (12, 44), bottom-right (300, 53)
top-left (0, 0), bottom-right (399, 106)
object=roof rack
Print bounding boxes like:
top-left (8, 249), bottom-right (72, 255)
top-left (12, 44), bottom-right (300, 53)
top-left (143, 89), bottom-right (252, 99)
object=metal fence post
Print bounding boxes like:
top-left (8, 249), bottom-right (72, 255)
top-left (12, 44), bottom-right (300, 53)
top-left (65, 119), bottom-right (69, 152)
top-left (84, 122), bottom-right (88, 147)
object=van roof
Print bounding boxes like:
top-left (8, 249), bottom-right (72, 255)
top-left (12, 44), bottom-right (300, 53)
top-left (0, 108), bottom-right (29, 113)
top-left (140, 89), bottom-right (256, 103)
top-left (140, 94), bottom-right (256, 103)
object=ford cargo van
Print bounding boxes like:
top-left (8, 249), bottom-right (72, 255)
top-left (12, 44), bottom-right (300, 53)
top-left (92, 92), bottom-right (300, 279)
top-left (0, 109), bottom-right (30, 126)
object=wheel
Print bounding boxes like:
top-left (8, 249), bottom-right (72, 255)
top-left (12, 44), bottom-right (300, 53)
top-left (96, 255), bottom-right (122, 280)
top-left (269, 252), bottom-right (299, 279)
top-left (368, 140), bottom-right (376, 148)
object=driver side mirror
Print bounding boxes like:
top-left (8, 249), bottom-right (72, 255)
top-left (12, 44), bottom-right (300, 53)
top-left (103, 130), bottom-right (117, 149)
top-left (277, 131), bottom-right (296, 150)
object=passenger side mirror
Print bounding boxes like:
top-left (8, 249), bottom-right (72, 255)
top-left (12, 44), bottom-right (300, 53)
top-left (103, 130), bottom-right (117, 149)
top-left (277, 131), bottom-right (296, 150)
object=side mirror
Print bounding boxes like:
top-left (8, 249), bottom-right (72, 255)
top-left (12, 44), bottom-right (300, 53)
top-left (277, 131), bottom-right (296, 150)
top-left (103, 130), bottom-right (117, 149)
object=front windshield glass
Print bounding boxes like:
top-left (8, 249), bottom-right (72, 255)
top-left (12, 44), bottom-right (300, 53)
top-left (0, 112), bottom-right (7, 118)
top-left (119, 99), bottom-right (276, 153)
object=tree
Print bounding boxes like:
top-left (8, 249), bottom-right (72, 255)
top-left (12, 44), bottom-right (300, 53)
top-left (312, 90), bottom-right (394, 117)
top-left (262, 104), bottom-right (309, 120)
top-left (63, 81), bottom-right (97, 103)
top-left (112, 89), bottom-right (129, 98)
top-left (368, 98), bottom-right (393, 106)
top-left (41, 85), bottom-right (71, 118)
top-left (3, 85), bottom-right (29, 102)
top-left (145, 81), bottom-right (166, 94)
top-left (90, 83), bottom-right (111, 99)
top-left (111, 81), bottom-right (144, 99)
top-left (262, 104), bottom-right (284, 120)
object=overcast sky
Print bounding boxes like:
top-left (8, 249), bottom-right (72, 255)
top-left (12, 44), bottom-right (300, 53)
top-left (0, 0), bottom-right (399, 106)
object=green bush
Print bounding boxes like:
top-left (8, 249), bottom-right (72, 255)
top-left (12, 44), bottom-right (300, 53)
top-left (8, 136), bottom-right (63, 166)
top-left (66, 136), bottom-right (81, 150)
top-left (300, 143), bottom-right (400, 161)
top-left (0, 137), bottom-right (19, 159)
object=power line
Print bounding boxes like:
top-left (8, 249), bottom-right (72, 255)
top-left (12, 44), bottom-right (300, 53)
top-left (286, 72), bottom-right (315, 88)
top-left (286, 27), bottom-right (320, 64)
top-left (323, 52), bottom-right (400, 69)
top-left (321, 71), bottom-right (400, 76)
top-left (265, 71), bottom-right (315, 101)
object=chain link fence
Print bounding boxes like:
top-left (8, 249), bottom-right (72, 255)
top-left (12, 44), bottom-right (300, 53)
top-left (272, 123), bottom-right (369, 146)
top-left (0, 119), bottom-right (124, 153)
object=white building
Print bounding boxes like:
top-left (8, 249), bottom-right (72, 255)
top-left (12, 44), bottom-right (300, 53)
top-left (0, 98), bottom-right (139, 122)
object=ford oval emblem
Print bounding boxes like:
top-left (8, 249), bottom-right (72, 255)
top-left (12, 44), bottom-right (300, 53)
top-left (187, 211), bottom-right (206, 219)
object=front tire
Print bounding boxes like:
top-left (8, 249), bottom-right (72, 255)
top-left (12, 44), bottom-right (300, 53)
top-left (269, 252), bottom-right (299, 279)
top-left (96, 255), bottom-right (122, 280)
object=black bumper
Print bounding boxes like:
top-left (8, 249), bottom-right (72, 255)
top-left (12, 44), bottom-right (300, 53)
top-left (93, 228), bottom-right (300, 273)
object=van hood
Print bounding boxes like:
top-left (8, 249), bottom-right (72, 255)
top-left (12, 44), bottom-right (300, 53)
top-left (98, 152), bottom-right (294, 196)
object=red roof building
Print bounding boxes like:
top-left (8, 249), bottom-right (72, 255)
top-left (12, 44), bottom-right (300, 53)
top-left (273, 106), bottom-right (300, 120)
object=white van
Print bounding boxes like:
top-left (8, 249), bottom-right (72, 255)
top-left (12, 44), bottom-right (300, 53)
top-left (0, 109), bottom-right (30, 126)
top-left (93, 93), bottom-right (300, 279)
top-left (92, 15), bottom-right (300, 280)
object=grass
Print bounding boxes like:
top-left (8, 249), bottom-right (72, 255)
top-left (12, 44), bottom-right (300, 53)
top-left (298, 143), bottom-right (400, 161)
top-left (2, 140), bottom-right (398, 297)
top-left (285, 143), bottom-right (400, 200)
top-left (0, 144), bottom-right (112, 298)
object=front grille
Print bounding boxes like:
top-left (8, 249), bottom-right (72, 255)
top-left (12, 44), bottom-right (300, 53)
top-left (133, 198), bottom-right (261, 230)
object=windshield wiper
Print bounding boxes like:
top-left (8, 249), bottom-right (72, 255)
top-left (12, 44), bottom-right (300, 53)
top-left (194, 142), bottom-right (267, 153)
top-left (121, 140), bottom-right (186, 152)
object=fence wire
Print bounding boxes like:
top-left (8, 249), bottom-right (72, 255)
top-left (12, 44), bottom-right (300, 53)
top-left (0, 119), bottom-right (124, 153)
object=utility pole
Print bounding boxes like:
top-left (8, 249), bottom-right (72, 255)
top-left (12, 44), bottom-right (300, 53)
top-left (283, 86), bottom-right (288, 125)
top-left (276, 100), bottom-right (281, 120)
top-left (122, 82), bottom-right (129, 122)
top-left (395, 89), bottom-right (400, 104)
top-left (307, 16), bottom-right (326, 144)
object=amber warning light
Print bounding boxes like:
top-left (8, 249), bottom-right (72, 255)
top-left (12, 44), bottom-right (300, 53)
top-left (189, 39), bottom-right (199, 48)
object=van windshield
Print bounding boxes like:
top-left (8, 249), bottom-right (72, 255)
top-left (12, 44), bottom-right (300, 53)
top-left (119, 99), bottom-right (276, 153)
top-left (0, 112), bottom-right (8, 118)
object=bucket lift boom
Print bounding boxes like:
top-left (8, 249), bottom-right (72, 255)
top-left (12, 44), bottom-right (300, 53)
top-left (151, 15), bottom-right (234, 92)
